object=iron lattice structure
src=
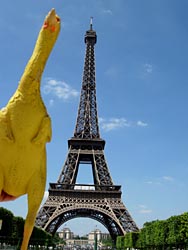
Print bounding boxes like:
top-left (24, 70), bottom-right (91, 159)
top-left (36, 21), bottom-right (138, 242)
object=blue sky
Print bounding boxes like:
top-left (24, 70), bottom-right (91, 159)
top-left (1, 0), bottom-right (188, 236)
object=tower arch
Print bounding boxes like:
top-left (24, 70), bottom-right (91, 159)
top-left (44, 206), bottom-right (124, 242)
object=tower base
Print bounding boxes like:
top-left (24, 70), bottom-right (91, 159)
top-left (36, 183), bottom-right (138, 241)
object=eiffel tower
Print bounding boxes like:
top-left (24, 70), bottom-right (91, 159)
top-left (36, 19), bottom-right (138, 242)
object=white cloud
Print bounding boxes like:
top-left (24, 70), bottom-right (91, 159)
top-left (102, 9), bottom-right (113, 15)
top-left (43, 190), bottom-right (49, 200)
top-left (139, 209), bottom-right (152, 214)
top-left (99, 117), bottom-right (148, 132)
top-left (138, 205), bottom-right (152, 214)
top-left (145, 176), bottom-right (174, 185)
top-left (145, 181), bottom-right (153, 184)
top-left (49, 99), bottom-right (54, 107)
top-left (144, 63), bottom-right (153, 74)
top-left (139, 63), bottom-right (154, 79)
top-left (145, 180), bottom-right (161, 185)
top-left (43, 78), bottom-right (79, 100)
top-left (162, 176), bottom-right (174, 182)
top-left (137, 120), bottom-right (148, 127)
top-left (104, 66), bottom-right (118, 77)
top-left (40, 190), bottom-right (49, 208)
top-left (99, 117), bottom-right (130, 132)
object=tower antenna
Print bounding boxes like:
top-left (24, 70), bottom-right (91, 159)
top-left (90, 16), bottom-right (93, 30)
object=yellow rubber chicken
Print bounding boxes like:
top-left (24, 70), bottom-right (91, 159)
top-left (0, 9), bottom-right (60, 250)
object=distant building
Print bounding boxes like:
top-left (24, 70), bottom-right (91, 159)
top-left (58, 228), bottom-right (74, 240)
top-left (88, 229), bottom-right (110, 244)
top-left (58, 227), bottom-right (110, 246)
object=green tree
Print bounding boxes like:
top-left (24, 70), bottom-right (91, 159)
top-left (153, 220), bottom-right (168, 249)
top-left (116, 236), bottom-right (124, 250)
top-left (30, 226), bottom-right (54, 246)
top-left (167, 215), bottom-right (181, 248)
top-left (136, 226), bottom-right (146, 249)
top-left (143, 221), bottom-right (156, 248)
top-left (116, 212), bottom-right (188, 250)
top-left (0, 207), bottom-right (14, 237)
top-left (0, 207), bottom-right (60, 248)
top-left (179, 212), bottom-right (188, 247)
top-left (123, 232), bottom-right (139, 249)
top-left (102, 237), bottom-right (113, 248)
top-left (12, 216), bottom-right (24, 239)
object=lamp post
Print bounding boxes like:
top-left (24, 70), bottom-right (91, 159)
top-left (94, 225), bottom-right (98, 250)
top-left (94, 232), bottom-right (97, 250)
